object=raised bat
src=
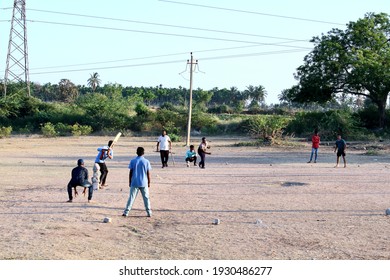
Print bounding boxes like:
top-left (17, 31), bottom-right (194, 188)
top-left (110, 132), bottom-right (122, 149)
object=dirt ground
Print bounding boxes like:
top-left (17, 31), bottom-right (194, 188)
top-left (1, 135), bottom-right (389, 260)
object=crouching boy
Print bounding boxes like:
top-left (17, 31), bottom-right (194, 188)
top-left (67, 159), bottom-right (93, 203)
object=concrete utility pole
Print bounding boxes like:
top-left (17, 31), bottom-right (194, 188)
top-left (185, 52), bottom-right (198, 147)
top-left (4, 0), bottom-right (30, 97)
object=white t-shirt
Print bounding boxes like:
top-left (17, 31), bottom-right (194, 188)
top-left (158, 135), bottom-right (171, 150)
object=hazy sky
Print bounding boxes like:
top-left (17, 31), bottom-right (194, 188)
top-left (1, 0), bottom-right (389, 104)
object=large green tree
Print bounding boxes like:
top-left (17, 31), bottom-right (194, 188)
top-left (289, 13), bottom-right (390, 128)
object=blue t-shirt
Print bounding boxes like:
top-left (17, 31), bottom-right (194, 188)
top-left (335, 139), bottom-right (346, 151)
top-left (129, 156), bottom-right (151, 188)
top-left (95, 146), bottom-right (113, 163)
top-left (185, 149), bottom-right (196, 158)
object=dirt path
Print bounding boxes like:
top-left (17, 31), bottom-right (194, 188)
top-left (1, 136), bottom-right (389, 260)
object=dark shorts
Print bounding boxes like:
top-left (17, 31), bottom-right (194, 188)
top-left (337, 150), bottom-right (345, 157)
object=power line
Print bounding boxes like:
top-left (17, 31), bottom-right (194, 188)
top-left (1, 6), bottom-right (315, 81)
top-left (30, 59), bottom-right (185, 75)
top-left (199, 49), bottom-right (307, 61)
top-left (29, 43), bottom-right (305, 71)
top-left (28, 19), bottom-right (312, 50)
top-left (27, 8), bottom-right (310, 43)
top-left (30, 52), bottom-right (190, 70)
top-left (158, 0), bottom-right (345, 26)
top-left (28, 48), bottom-right (308, 76)
top-left (2, 8), bottom-right (313, 76)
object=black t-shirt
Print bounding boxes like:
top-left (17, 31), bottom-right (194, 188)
top-left (70, 166), bottom-right (88, 186)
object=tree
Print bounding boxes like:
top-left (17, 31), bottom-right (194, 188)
top-left (244, 85), bottom-right (267, 107)
top-left (193, 88), bottom-right (213, 111)
top-left (290, 13), bottom-right (390, 128)
top-left (58, 79), bottom-right (78, 103)
top-left (87, 72), bottom-right (101, 92)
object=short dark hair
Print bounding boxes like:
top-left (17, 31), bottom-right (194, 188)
top-left (108, 140), bottom-right (113, 147)
top-left (77, 159), bottom-right (84, 166)
top-left (136, 147), bottom-right (144, 156)
top-left (190, 145), bottom-right (194, 149)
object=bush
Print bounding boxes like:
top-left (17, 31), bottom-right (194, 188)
top-left (0, 126), bottom-right (12, 138)
top-left (208, 104), bottom-right (234, 114)
top-left (285, 111), bottom-right (324, 136)
top-left (243, 115), bottom-right (291, 144)
top-left (155, 109), bottom-right (186, 133)
top-left (285, 109), bottom-right (366, 140)
top-left (41, 122), bottom-right (57, 137)
top-left (191, 111), bottom-right (218, 131)
top-left (169, 133), bottom-right (182, 142)
top-left (18, 125), bottom-right (33, 134)
top-left (71, 123), bottom-right (93, 136)
top-left (55, 122), bottom-right (72, 136)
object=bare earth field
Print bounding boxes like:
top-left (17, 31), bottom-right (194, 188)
top-left (1, 135), bottom-right (389, 260)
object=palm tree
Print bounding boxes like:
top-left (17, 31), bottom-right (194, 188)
top-left (87, 72), bottom-right (101, 92)
top-left (245, 85), bottom-right (267, 107)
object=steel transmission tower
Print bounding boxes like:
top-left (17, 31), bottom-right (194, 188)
top-left (4, 0), bottom-right (30, 96)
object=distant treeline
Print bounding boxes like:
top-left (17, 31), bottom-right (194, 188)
top-left (1, 81), bottom-right (389, 142)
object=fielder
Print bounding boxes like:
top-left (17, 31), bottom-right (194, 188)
top-left (67, 159), bottom-right (93, 203)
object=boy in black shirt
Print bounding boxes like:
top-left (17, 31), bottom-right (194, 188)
top-left (67, 159), bottom-right (93, 202)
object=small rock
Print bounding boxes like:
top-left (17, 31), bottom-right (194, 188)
top-left (103, 217), bottom-right (112, 223)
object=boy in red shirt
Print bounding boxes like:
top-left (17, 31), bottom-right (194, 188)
top-left (307, 129), bottom-right (320, 163)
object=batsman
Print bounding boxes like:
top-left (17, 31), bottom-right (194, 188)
top-left (93, 139), bottom-right (115, 189)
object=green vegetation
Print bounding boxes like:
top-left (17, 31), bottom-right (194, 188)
top-left (284, 13), bottom-right (390, 128)
top-left (0, 126), bottom-right (12, 138)
top-left (1, 13), bottom-right (390, 144)
top-left (1, 84), bottom-right (389, 143)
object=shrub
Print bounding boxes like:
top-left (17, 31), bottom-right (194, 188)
top-left (169, 133), bottom-right (182, 142)
top-left (191, 111), bottom-right (218, 131)
top-left (18, 125), bottom-right (33, 134)
top-left (285, 109), bottom-right (365, 140)
top-left (0, 126), bottom-right (12, 138)
top-left (55, 122), bottom-right (72, 136)
top-left (320, 109), bottom-right (358, 139)
top-left (243, 115), bottom-right (291, 144)
top-left (285, 111), bottom-right (324, 136)
top-left (41, 122), bottom-right (57, 137)
top-left (71, 123), bottom-right (93, 136)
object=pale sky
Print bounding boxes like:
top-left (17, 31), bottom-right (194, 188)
top-left (1, 0), bottom-right (389, 104)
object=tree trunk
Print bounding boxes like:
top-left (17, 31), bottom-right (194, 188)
top-left (377, 99), bottom-right (387, 128)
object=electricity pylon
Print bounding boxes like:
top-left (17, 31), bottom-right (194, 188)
top-left (4, 0), bottom-right (30, 96)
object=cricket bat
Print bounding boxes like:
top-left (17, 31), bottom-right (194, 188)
top-left (110, 132), bottom-right (122, 148)
top-left (170, 150), bottom-right (175, 166)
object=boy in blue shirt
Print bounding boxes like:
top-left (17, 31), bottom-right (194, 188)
top-left (185, 145), bottom-right (197, 167)
top-left (122, 147), bottom-right (152, 217)
top-left (94, 140), bottom-right (114, 188)
top-left (334, 134), bottom-right (347, 168)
